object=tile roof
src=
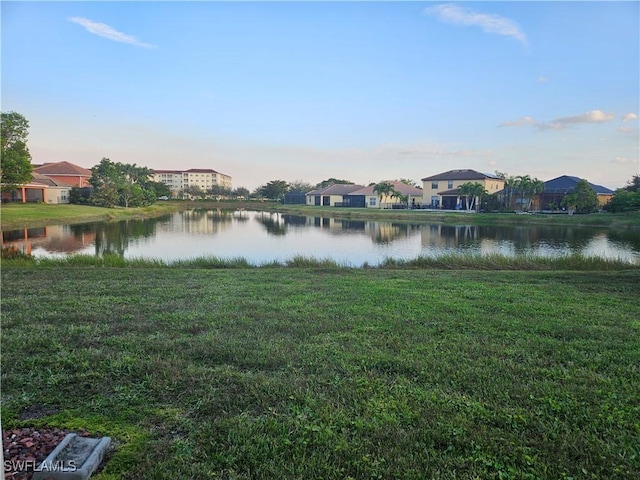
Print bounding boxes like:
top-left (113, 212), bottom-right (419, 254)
top-left (28, 172), bottom-right (73, 187)
top-left (33, 161), bottom-right (92, 176)
top-left (306, 184), bottom-right (365, 196)
top-left (421, 169), bottom-right (500, 182)
top-left (543, 175), bottom-right (614, 195)
top-left (347, 181), bottom-right (423, 196)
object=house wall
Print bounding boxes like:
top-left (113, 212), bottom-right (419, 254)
top-left (44, 187), bottom-right (70, 204)
top-left (43, 175), bottom-right (90, 188)
top-left (422, 178), bottom-right (505, 207)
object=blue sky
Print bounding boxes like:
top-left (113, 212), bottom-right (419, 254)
top-left (2, 1), bottom-right (638, 190)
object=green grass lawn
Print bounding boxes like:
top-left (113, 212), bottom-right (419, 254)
top-left (0, 202), bottom-right (181, 230)
top-left (1, 265), bottom-right (638, 479)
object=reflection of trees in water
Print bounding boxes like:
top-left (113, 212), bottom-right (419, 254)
top-left (282, 214), bottom-right (308, 227)
top-left (93, 218), bottom-right (159, 256)
top-left (606, 230), bottom-right (640, 251)
top-left (255, 212), bottom-right (287, 236)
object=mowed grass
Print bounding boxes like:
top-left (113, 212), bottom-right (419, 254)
top-left (1, 266), bottom-right (639, 479)
top-left (0, 202), bottom-right (180, 229)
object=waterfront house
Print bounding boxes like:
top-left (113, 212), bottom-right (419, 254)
top-left (421, 169), bottom-right (504, 209)
top-left (33, 161), bottom-right (92, 188)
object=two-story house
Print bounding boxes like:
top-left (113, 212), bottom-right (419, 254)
top-left (422, 169), bottom-right (504, 209)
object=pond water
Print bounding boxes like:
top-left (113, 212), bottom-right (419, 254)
top-left (3, 209), bottom-right (639, 266)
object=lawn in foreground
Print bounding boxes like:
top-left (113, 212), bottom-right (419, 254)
top-left (1, 267), bottom-right (639, 479)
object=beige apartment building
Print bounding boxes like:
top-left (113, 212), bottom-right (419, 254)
top-left (150, 168), bottom-right (232, 196)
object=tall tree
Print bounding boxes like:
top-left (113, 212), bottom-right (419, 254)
top-left (259, 180), bottom-right (290, 201)
top-left (562, 179), bottom-right (598, 214)
top-left (232, 187), bottom-right (250, 199)
top-left (1, 111), bottom-right (33, 190)
top-left (458, 182), bottom-right (487, 212)
top-left (514, 175), bottom-right (544, 211)
top-left (495, 171), bottom-right (516, 211)
top-left (315, 178), bottom-right (354, 189)
top-left (373, 181), bottom-right (396, 206)
top-left (89, 158), bottom-right (154, 207)
top-left (288, 180), bottom-right (315, 193)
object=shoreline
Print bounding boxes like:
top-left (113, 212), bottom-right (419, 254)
top-left (2, 200), bottom-right (639, 231)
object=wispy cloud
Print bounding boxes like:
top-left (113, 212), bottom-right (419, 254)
top-left (612, 156), bottom-right (637, 165)
top-left (69, 17), bottom-right (156, 48)
top-left (621, 113), bottom-right (638, 122)
top-left (424, 3), bottom-right (527, 46)
top-left (552, 110), bottom-right (615, 125)
top-left (501, 110), bottom-right (616, 131)
top-left (500, 116), bottom-right (535, 127)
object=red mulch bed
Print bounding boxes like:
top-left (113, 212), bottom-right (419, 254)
top-left (3, 427), bottom-right (91, 480)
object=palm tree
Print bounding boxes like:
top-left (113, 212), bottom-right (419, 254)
top-left (373, 181), bottom-right (395, 207)
top-left (514, 175), bottom-right (544, 211)
top-left (495, 171), bottom-right (517, 211)
top-left (458, 182), bottom-right (487, 212)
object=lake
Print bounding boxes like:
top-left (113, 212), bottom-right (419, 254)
top-left (3, 209), bottom-right (639, 266)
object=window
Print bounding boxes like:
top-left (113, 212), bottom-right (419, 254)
top-left (369, 197), bottom-right (377, 206)
top-left (448, 180), bottom-right (454, 189)
top-left (431, 181), bottom-right (438, 189)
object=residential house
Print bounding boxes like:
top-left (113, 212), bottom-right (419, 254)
top-left (305, 184), bottom-right (365, 206)
top-left (344, 181), bottom-right (424, 209)
top-left (1, 173), bottom-right (72, 204)
top-left (150, 168), bottom-right (232, 197)
top-left (33, 161), bottom-right (92, 187)
top-left (422, 169), bottom-right (504, 209)
top-left (541, 175), bottom-right (615, 210)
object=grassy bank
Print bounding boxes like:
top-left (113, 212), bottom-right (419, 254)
top-left (0, 202), bottom-right (182, 230)
top-left (2, 265), bottom-right (639, 479)
top-left (3, 201), bottom-right (639, 230)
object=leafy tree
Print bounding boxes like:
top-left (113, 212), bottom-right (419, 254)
top-left (148, 181), bottom-right (171, 198)
top-left (603, 175), bottom-right (640, 213)
top-left (562, 179), bottom-right (598, 214)
top-left (315, 178), bottom-right (354, 189)
top-left (605, 190), bottom-right (640, 213)
top-left (183, 185), bottom-right (206, 199)
top-left (207, 185), bottom-right (231, 199)
top-left (1, 111), bottom-right (33, 190)
top-left (69, 186), bottom-right (92, 204)
top-left (458, 182), bottom-right (487, 212)
top-left (232, 187), bottom-right (250, 199)
top-left (89, 158), bottom-right (154, 207)
top-left (624, 174), bottom-right (640, 193)
top-left (259, 180), bottom-right (289, 201)
top-left (288, 180), bottom-right (315, 193)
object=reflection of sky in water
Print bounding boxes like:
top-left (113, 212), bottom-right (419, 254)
top-left (4, 211), bottom-right (639, 266)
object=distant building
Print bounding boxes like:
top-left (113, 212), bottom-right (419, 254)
top-left (150, 168), bottom-right (232, 197)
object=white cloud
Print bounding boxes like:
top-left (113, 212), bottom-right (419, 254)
top-left (500, 116), bottom-right (536, 127)
top-left (69, 17), bottom-right (156, 48)
top-left (612, 156), bottom-right (637, 165)
top-left (552, 110), bottom-right (615, 125)
top-left (424, 3), bottom-right (527, 46)
top-left (621, 113), bottom-right (639, 122)
top-left (538, 76), bottom-right (549, 83)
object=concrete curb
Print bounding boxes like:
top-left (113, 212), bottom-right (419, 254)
top-left (32, 433), bottom-right (111, 480)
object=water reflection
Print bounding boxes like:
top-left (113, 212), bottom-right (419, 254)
top-left (2, 209), bottom-right (638, 265)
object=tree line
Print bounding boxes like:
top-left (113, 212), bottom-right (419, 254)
top-left (2, 111), bottom-right (638, 212)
